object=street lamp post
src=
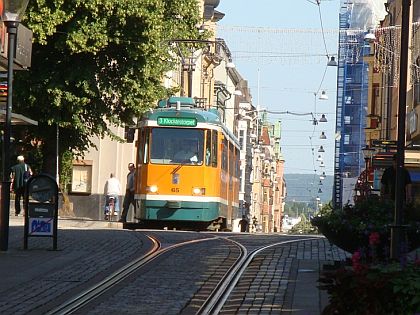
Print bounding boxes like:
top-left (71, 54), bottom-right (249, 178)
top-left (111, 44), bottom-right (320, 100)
top-left (391, 0), bottom-right (411, 261)
top-left (361, 145), bottom-right (374, 184)
top-left (0, 0), bottom-right (30, 251)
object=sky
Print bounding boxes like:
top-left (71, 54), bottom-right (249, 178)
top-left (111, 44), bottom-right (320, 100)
top-left (216, 0), bottom-right (341, 177)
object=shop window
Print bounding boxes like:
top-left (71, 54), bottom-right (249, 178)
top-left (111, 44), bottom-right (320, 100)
top-left (124, 126), bottom-right (135, 143)
top-left (415, 57), bottom-right (420, 106)
top-left (70, 160), bottom-right (92, 194)
top-left (235, 147), bottom-right (240, 177)
top-left (414, 81), bottom-right (420, 107)
top-left (239, 129), bottom-right (245, 150)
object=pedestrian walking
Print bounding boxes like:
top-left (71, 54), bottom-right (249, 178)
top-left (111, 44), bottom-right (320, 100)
top-left (104, 173), bottom-right (121, 219)
top-left (10, 155), bottom-right (32, 216)
top-left (119, 163), bottom-right (136, 223)
top-left (238, 215), bottom-right (249, 232)
top-left (380, 155), bottom-right (412, 204)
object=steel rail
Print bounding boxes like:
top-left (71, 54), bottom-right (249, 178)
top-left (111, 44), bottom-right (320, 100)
top-left (47, 235), bottom-right (216, 315)
top-left (198, 237), bottom-right (321, 315)
top-left (196, 237), bottom-right (247, 314)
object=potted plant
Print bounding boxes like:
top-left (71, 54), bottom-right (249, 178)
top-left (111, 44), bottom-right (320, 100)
top-left (311, 196), bottom-right (420, 257)
top-left (313, 196), bottom-right (420, 313)
top-left (319, 260), bottom-right (420, 315)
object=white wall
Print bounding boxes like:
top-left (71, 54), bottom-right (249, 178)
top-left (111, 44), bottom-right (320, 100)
top-left (68, 125), bottom-right (137, 220)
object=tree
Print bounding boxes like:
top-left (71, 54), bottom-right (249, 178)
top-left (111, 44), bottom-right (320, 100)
top-left (13, 0), bottom-right (204, 175)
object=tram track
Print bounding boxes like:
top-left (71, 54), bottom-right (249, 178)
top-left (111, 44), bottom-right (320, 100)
top-left (46, 233), bottom-right (324, 315)
top-left (196, 236), bottom-right (321, 315)
top-left (197, 238), bottom-right (247, 314)
top-left (46, 234), bottom-right (218, 315)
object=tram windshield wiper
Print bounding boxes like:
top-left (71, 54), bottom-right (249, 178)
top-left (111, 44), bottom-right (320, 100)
top-left (171, 164), bottom-right (183, 174)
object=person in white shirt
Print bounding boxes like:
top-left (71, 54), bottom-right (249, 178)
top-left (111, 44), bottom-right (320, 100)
top-left (119, 163), bottom-right (136, 222)
top-left (104, 173), bottom-right (121, 218)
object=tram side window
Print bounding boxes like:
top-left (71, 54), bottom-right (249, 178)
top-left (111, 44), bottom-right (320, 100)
top-left (212, 130), bottom-right (218, 167)
top-left (235, 147), bottom-right (240, 177)
top-left (137, 129), bottom-right (143, 164)
top-left (138, 129), bottom-right (149, 164)
top-left (143, 131), bottom-right (149, 164)
top-left (222, 137), bottom-right (228, 171)
top-left (206, 131), bottom-right (211, 166)
top-left (229, 142), bottom-right (234, 176)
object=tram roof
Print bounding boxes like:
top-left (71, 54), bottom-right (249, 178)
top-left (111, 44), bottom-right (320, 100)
top-left (143, 107), bottom-right (221, 125)
top-left (140, 107), bottom-right (240, 147)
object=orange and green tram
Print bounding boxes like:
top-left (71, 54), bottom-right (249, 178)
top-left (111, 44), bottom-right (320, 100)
top-left (134, 97), bottom-right (240, 230)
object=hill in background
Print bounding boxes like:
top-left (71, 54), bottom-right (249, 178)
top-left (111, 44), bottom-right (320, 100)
top-left (284, 173), bottom-right (333, 205)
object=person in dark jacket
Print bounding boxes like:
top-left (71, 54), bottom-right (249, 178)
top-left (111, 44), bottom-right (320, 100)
top-left (380, 156), bottom-right (412, 204)
top-left (10, 155), bottom-right (32, 216)
top-left (238, 215), bottom-right (249, 232)
top-left (119, 163), bottom-right (136, 223)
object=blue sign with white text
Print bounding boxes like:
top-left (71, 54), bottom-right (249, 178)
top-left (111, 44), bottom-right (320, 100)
top-left (29, 218), bottom-right (53, 236)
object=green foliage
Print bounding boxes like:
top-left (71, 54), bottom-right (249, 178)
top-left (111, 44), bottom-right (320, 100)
top-left (391, 263), bottom-right (420, 312)
top-left (315, 197), bottom-right (420, 314)
top-left (284, 201), bottom-right (311, 218)
top-left (59, 150), bottom-right (73, 192)
top-left (13, 0), bottom-right (204, 170)
top-left (288, 214), bottom-right (319, 235)
top-left (24, 145), bottom-right (43, 176)
top-left (320, 262), bottom-right (420, 315)
top-left (313, 197), bottom-right (394, 235)
top-left (312, 197), bottom-right (420, 255)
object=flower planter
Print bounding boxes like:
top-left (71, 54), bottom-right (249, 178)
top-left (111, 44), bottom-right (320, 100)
top-left (313, 217), bottom-right (420, 254)
top-left (313, 221), bottom-right (364, 253)
top-left (407, 229), bottom-right (420, 250)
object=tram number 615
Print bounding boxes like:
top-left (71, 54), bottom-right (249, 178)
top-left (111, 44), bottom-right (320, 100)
top-left (171, 188), bottom-right (179, 193)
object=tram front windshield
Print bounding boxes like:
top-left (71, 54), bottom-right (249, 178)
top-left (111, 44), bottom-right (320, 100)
top-left (150, 128), bottom-right (204, 165)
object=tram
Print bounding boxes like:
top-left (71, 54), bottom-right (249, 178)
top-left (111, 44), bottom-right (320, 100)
top-left (134, 97), bottom-right (240, 230)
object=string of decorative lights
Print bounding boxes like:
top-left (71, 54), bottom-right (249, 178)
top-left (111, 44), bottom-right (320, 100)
top-left (311, 0), bottom-right (331, 201)
top-left (221, 22), bottom-right (420, 202)
top-left (218, 3), bottom-right (340, 203)
top-left (218, 23), bottom-right (418, 71)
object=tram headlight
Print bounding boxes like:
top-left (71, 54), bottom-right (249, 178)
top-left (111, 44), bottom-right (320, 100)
top-left (147, 185), bottom-right (158, 193)
top-left (192, 187), bottom-right (205, 195)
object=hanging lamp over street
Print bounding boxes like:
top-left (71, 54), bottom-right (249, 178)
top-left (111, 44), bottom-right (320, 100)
top-left (327, 56), bottom-right (338, 66)
top-left (319, 114), bottom-right (328, 122)
top-left (319, 90), bottom-right (328, 100)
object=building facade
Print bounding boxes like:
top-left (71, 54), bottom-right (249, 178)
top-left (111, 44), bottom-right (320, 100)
top-left (66, 0), bottom-right (225, 219)
top-left (66, 0), bottom-right (286, 229)
top-left (334, 0), bottom-right (386, 207)
top-left (362, 0), bottom-right (420, 205)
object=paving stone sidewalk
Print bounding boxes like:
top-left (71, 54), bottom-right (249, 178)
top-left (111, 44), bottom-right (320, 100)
top-left (2, 218), bottom-right (388, 315)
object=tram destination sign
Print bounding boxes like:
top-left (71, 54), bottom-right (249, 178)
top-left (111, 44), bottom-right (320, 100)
top-left (157, 117), bottom-right (197, 127)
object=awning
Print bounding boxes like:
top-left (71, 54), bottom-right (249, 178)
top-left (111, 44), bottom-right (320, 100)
top-left (408, 170), bottom-right (420, 183)
top-left (0, 110), bottom-right (38, 126)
